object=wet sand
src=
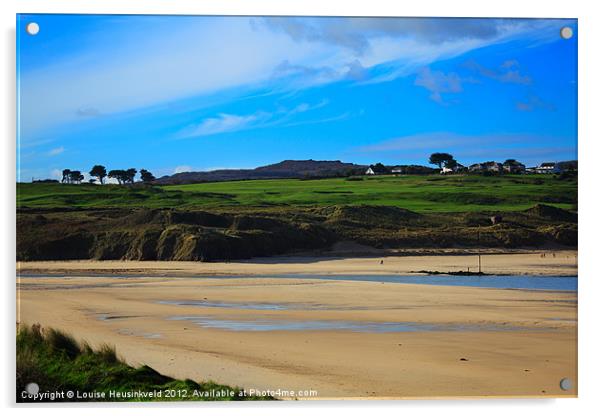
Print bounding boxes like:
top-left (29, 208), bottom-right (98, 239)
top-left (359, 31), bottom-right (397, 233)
top-left (17, 272), bottom-right (577, 399)
top-left (17, 250), bottom-right (578, 277)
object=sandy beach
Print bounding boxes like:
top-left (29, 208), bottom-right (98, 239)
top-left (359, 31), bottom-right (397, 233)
top-left (17, 250), bottom-right (578, 277)
top-left (16, 253), bottom-right (577, 399)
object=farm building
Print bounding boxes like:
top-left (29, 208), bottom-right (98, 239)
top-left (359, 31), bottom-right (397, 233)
top-left (390, 165), bottom-right (437, 175)
top-left (469, 161), bottom-right (503, 173)
top-left (441, 163), bottom-right (466, 174)
top-left (365, 164), bottom-right (389, 175)
top-left (534, 162), bottom-right (562, 174)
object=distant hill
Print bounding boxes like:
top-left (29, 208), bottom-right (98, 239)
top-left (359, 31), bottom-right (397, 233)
top-left (155, 160), bottom-right (367, 185)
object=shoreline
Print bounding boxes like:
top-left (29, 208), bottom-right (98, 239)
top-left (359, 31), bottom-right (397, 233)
top-left (17, 250), bottom-right (578, 277)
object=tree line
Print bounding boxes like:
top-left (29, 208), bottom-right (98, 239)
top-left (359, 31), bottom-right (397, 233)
top-left (428, 153), bottom-right (524, 170)
top-left (61, 165), bottom-right (156, 185)
top-left (367, 153), bottom-right (526, 175)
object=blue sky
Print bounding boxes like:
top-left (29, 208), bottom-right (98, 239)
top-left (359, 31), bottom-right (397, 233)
top-left (17, 15), bottom-right (577, 181)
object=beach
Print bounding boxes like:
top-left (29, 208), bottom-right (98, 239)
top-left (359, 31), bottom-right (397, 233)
top-left (16, 252), bottom-right (577, 399)
top-left (17, 250), bottom-right (578, 277)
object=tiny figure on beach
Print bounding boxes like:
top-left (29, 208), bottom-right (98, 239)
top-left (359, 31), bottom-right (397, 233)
top-left (380, 260), bottom-right (384, 265)
top-left (490, 215), bottom-right (503, 225)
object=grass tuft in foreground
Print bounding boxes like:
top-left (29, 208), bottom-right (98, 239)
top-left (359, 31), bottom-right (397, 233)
top-left (17, 324), bottom-right (274, 402)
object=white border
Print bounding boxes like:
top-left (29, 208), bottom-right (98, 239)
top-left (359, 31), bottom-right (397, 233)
top-left (2, 1), bottom-right (601, 415)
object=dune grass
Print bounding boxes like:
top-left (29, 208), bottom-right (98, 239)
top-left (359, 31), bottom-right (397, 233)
top-left (16, 324), bottom-right (273, 402)
top-left (17, 174), bottom-right (577, 213)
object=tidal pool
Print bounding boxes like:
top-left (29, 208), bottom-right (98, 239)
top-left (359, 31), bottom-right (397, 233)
top-left (159, 300), bottom-right (290, 310)
top-left (168, 315), bottom-right (551, 333)
top-left (157, 300), bottom-right (387, 311)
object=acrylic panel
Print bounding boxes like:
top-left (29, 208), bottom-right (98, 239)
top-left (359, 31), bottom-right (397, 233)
top-left (16, 14), bottom-right (577, 402)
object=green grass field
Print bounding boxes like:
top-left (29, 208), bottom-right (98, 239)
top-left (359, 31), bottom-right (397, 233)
top-left (17, 174), bottom-right (577, 213)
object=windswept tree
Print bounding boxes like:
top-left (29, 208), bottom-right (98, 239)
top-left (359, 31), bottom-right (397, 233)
top-left (108, 169), bottom-right (136, 185)
top-left (125, 168), bottom-right (137, 184)
top-left (89, 165), bottom-right (107, 184)
top-left (429, 153), bottom-right (455, 169)
top-left (108, 169), bottom-right (126, 185)
top-left (445, 159), bottom-right (459, 169)
top-left (68, 170), bottom-right (84, 184)
top-left (140, 169), bottom-right (156, 183)
top-left (61, 169), bottom-right (71, 184)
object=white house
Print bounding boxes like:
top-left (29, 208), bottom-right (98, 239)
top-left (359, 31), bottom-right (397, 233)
top-left (441, 163), bottom-right (466, 174)
top-left (365, 167), bottom-right (376, 175)
top-left (535, 162), bottom-right (561, 174)
top-left (469, 161), bottom-right (502, 173)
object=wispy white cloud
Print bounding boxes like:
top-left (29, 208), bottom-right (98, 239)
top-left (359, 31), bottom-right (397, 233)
top-left (183, 112), bottom-right (269, 138)
top-left (289, 99), bottom-right (329, 114)
top-left (47, 146), bottom-right (65, 156)
top-left (175, 99), bottom-right (331, 139)
top-left (20, 17), bottom-right (317, 139)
